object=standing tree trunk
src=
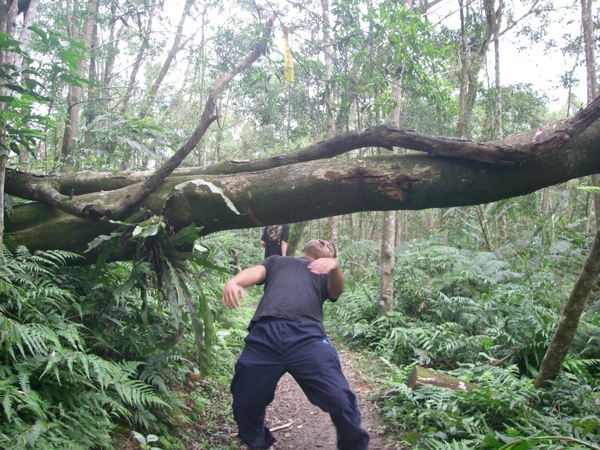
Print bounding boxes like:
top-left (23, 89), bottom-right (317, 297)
top-left (379, 79), bottom-right (401, 316)
top-left (121, 2), bottom-right (155, 115)
top-left (321, 0), bottom-right (340, 247)
top-left (379, 0), bottom-right (414, 315)
top-left (0, 0), bottom-right (17, 242)
top-left (379, 85), bottom-right (402, 317)
top-left (140, 0), bottom-right (194, 118)
top-left (15, 0), bottom-right (40, 171)
top-left (287, 221), bottom-right (308, 257)
top-left (486, 0), bottom-right (503, 139)
top-left (456, 0), bottom-right (494, 138)
top-left (60, 0), bottom-right (99, 170)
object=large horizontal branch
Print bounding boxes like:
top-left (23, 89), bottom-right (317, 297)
top-left (6, 98), bottom-right (599, 203)
top-left (197, 95), bottom-right (600, 173)
top-left (6, 117), bottom-right (600, 261)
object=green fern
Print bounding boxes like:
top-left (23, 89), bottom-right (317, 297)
top-left (0, 245), bottom-right (183, 448)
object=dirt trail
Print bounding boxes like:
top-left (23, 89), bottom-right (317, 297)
top-left (241, 349), bottom-right (402, 450)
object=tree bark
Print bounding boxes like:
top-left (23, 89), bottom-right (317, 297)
top-left (321, 0), bottom-right (340, 248)
top-left (286, 221), bottom-right (308, 257)
top-left (120, 2), bottom-right (155, 115)
top-left (1, 0), bottom-right (39, 241)
top-left (379, 209), bottom-right (396, 315)
top-left (457, 0), bottom-right (495, 138)
top-left (487, 0), bottom-right (503, 139)
top-left (379, 77), bottom-right (403, 316)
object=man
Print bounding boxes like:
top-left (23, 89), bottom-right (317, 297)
top-left (221, 239), bottom-right (370, 450)
top-left (260, 224), bottom-right (290, 258)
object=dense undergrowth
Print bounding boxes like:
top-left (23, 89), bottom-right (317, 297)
top-left (0, 230), bottom-right (248, 449)
top-left (327, 233), bottom-right (600, 449)
top-left (1, 219), bottom-right (600, 449)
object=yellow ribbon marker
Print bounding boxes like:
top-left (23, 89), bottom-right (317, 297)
top-left (283, 26), bottom-right (294, 82)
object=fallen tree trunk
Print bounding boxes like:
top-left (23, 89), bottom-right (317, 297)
top-left (6, 106), bottom-right (600, 261)
top-left (409, 365), bottom-right (474, 391)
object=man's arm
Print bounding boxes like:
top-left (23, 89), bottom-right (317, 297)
top-left (307, 258), bottom-right (345, 300)
top-left (281, 240), bottom-right (288, 256)
top-left (221, 265), bottom-right (267, 310)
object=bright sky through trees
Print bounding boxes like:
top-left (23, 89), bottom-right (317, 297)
top-left (428, 0), bottom-right (585, 111)
top-left (152, 0), bottom-right (585, 118)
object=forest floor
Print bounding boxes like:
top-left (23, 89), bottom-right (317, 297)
top-left (184, 348), bottom-right (407, 450)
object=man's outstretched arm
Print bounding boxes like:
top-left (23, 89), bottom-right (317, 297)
top-left (222, 265), bottom-right (267, 310)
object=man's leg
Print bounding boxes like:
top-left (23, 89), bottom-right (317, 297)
top-left (231, 322), bottom-right (285, 449)
top-left (284, 323), bottom-right (370, 450)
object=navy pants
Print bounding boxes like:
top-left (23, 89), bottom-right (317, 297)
top-left (231, 319), bottom-right (370, 449)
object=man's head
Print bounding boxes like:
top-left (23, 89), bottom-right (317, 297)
top-left (301, 239), bottom-right (337, 260)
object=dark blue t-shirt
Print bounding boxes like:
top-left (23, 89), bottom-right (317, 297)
top-left (249, 256), bottom-right (337, 331)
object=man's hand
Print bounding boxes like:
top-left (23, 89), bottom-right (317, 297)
top-left (308, 257), bottom-right (339, 274)
top-left (308, 257), bottom-right (345, 300)
top-left (221, 265), bottom-right (267, 310)
top-left (222, 280), bottom-right (244, 309)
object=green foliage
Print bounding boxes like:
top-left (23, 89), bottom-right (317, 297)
top-left (328, 232), bottom-right (600, 449)
top-left (472, 83), bottom-right (549, 141)
top-left (374, 360), bottom-right (599, 449)
top-left (133, 431), bottom-right (161, 450)
top-left (0, 225), bottom-right (254, 449)
top-left (80, 114), bottom-right (175, 171)
top-left (0, 246), bottom-right (175, 449)
top-left (0, 33), bottom-right (51, 157)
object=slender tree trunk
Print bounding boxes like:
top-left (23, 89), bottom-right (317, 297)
top-left (1, 0), bottom-right (38, 241)
top-left (321, 0), bottom-right (339, 247)
top-left (534, 225), bottom-right (600, 388)
top-left (83, 13), bottom-right (98, 149)
top-left (15, 0), bottom-right (40, 170)
top-left (1, 1), bottom-right (13, 240)
top-left (581, 0), bottom-right (598, 103)
top-left (141, 0), bottom-right (194, 117)
top-left (456, 0), bottom-right (494, 138)
top-left (321, 0), bottom-right (334, 137)
top-left (379, 0), bottom-right (415, 315)
top-left (287, 221), bottom-right (308, 256)
top-left (379, 0), bottom-right (414, 315)
top-left (487, 0), bottom-right (503, 139)
top-left (457, 0), bottom-right (470, 138)
top-left (197, 5), bottom-right (208, 166)
top-left (60, 0), bottom-right (99, 170)
top-left (121, 2), bottom-right (155, 115)
top-left (379, 79), bottom-right (402, 316)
